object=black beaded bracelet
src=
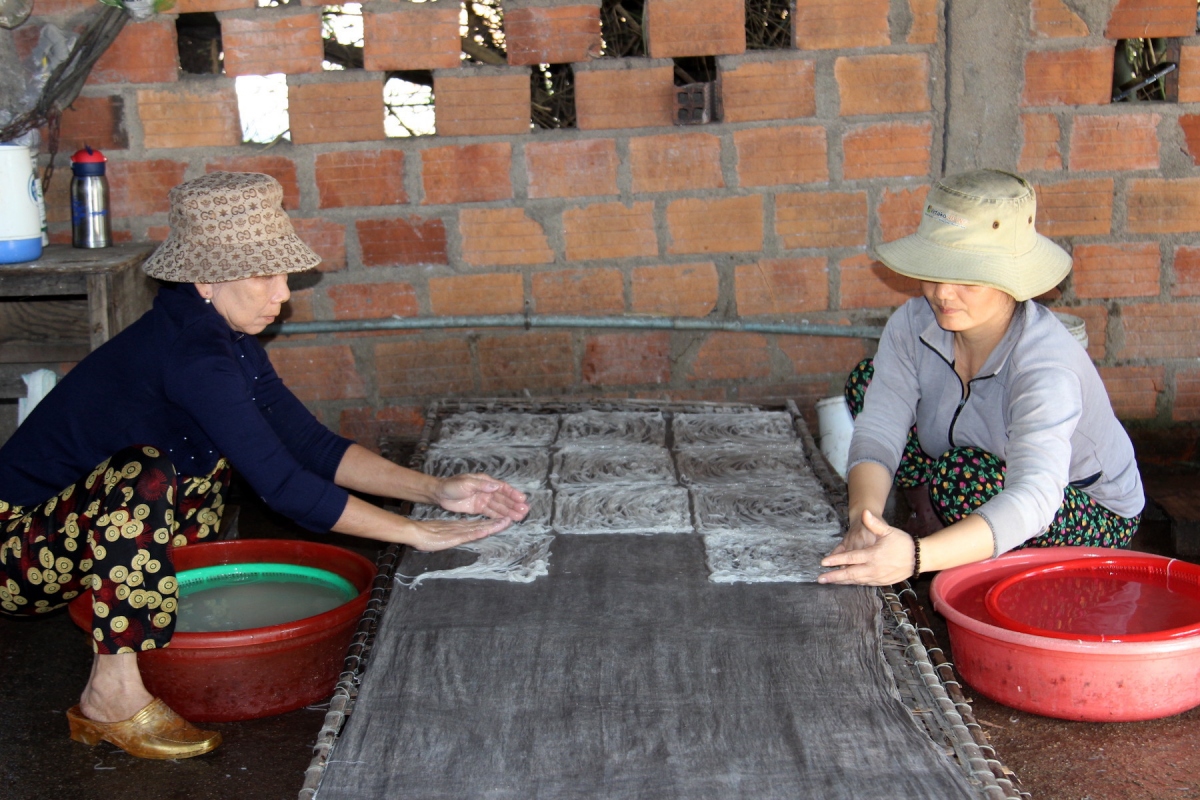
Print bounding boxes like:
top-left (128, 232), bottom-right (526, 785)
top-left (911, 535), bottom-right (922, 581)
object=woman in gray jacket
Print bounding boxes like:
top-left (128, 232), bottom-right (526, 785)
top-left (819, 170), bottom-right (1143, 587)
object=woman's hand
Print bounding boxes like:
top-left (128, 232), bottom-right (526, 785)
top-left (828, 513), bottom-right (878, 556)
top-left (818, 510), bottom-right (916, 586)
top-left (433, 473), bottom-right (529, 522)
top-left (403, 516), bottom-right (515, 552)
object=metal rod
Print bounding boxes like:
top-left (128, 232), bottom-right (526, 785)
top-left (264, 314), bottom-right (885, 339)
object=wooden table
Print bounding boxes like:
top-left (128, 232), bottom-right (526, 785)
top-left (0, 244), bottom-right (157, 398)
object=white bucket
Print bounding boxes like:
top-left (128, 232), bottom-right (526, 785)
top-left (1052, 311), bottom-right (1089, 351)
top-left (816, 395), bottom-right (854, 479)
top-left (0, 143), bottom-right (43, 263)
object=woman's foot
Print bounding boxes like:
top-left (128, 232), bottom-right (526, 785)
top-left (67, 698), bottom-right (221, 759)
top-left (903, 485), bottom-right (944, 538)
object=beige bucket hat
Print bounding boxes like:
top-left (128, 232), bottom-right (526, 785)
top-left (873, 170), bottom-right (1071, 302)
top-left (143, 172), bottom-right (320, 283)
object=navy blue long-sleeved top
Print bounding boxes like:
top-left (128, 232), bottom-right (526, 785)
top-left (0, 283), bottom-right (352, 531)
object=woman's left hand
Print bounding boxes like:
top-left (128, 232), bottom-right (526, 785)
top-left (817, 510), bottom-right (916, 586)
top-left (434, 473), bottom-right (530, 521)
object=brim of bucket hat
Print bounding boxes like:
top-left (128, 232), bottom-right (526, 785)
top-left (874, 231), bottom-right (1071, 302)
top-left (143, 233), bottom-right (321, 283)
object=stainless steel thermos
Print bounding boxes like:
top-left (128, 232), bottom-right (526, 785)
top-left (70, 145), bottom-right (111, 249)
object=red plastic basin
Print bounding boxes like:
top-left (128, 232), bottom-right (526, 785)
top-left (930, 547), bottom-right (1200, 722)
top-left (69, 539), bottom-right (376, 722)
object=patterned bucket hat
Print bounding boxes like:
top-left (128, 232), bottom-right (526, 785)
top-left (142, 172), bottom-right (320, 283)
top-left (873, 169), bottom-right (1071, 302)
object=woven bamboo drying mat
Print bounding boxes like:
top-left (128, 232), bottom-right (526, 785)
top-left (301, 400), bottom-right (1025, 800)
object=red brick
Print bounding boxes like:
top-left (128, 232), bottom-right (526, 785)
top-left (634, 386), bottom-right (727, 403)
top-left (1018, 113), bottom-right (1063, 172)
top-left (459, 208), bottom-right (553, 267)
top-left (221, 13), bottom-right (323, 77)
top-left (1034, 178), bottom-right (1113, 236)
top-left (1065, 304), bottom-right (1108, 360)
top-left (1181, 115), bottom-right (1200, 165)
top-left (363, 5), bottom-right (463, 72)
top-left (328, 283), bottom-right (419, 320)
top-left (12, 24), bottom-right (39, 63)
top-left (137, 87), bottom-right (241, 149)
top-left (1105, 0), bottom-right (1196, 37)
top-left (583, 332), bottom-right (672, 386)
top-left (434, 70), bottom-right (531, 137)
top-left (776, 191), bottom-right (867, 249)
top-left (421, 142), bottom-right (512, 205)
top-left (1031, 0), bottom-right (1090, 37)
top-left (780, 335), bottom-right (867, 376)
top-left (1072, 243), bottom-right (1161, 299)
top-left (720, 58), bottom-right (817, 123)
top-left (1069, 113), bottom-right (1159, 172)
top-left (291, 217), bottom-right (346, 273)
top-left (339, 406), bottom-right (426, 451)
top-left (205, 156), bottom-right (300, 209)
top-left (574, 64), bottom-right (675, 130)
top-left (733, 126), bottom-right (828, 187)
top-left (688, 333), bottom-right (771, 382)
top-left (290, 79), bottom-right (385, 145)
top-left (1127, 178), bottom-right (1200, 234)
top-left (175, 0), bottom-right (253, 10)
top-left (89, 19), bottom-right (177, 85)
top-left (1181, 46), bottom-right (1200, 103)
top-left (835, 54), bottom-right (931, 117)
top-left (268, 345), bottom-right (366, 402)
top-left (429, 273), bottom-right (525, 316)
top-left (907, 0), bottom-right (939, 44)
top-left (357, 217), bottom-right (448, 267)
top-left (1021, 48), bottom-right (1113, 107)
top-left (563, 201), bottom-right (659, 262)
top-left (1120, 303), bottom-right (1200, 359)
top-left (44, 96), bottom-right (127, 154)
top-left (842, 122), bottom-right (932, 180)
top-left (280, 288), bottom-right (314, 325)
top-left (532, 268), bottom-right (625, 315)
top-left (645, 0), bottom-right (745, 58)
top-left (793, 0), bottom-right (889, 50)
top-left (526, 139), bottom-right (619, 199)
top-left (878, 185), bottom-right (929, 243)
top-left (1173, 246), bottom-right (1200, 296)
top-left (629, 133), bottom-right (724, 194)
top-left (109, 160), bottom-right (187, 218)
top-left (1098, 366), bottom-right (1163, 420)
top-left (478, 332), bottom-right (576, 393)
top-left (316, 150), bottom-right (406, 208)
top-left (632, 263), bottom-right (719, 317)
top-left (735, 258), bottom-right (829, 315)
top-left (1172, 368), bottom-right (1200, 422)
top-left (667, 195), bottom-right (763, 255)
top-left (505, 5), bottom-right (603, 66)
top-left (376, 339), bottom-right (475, 397)
top-left (839, 253), bottom-right (919, 309)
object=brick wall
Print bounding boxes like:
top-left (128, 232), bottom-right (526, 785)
top-left (17, 0), bottom-right (1200, 438)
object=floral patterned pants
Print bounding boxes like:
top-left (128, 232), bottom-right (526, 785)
top-left (845, 358), bottom-right (1139, 549)
top-left (0, 446), bottom-right (229, 653)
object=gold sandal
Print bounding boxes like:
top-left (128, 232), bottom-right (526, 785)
top-left (67, 698), bottom-right (221, 759)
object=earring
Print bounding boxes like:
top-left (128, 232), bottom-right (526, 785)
top-left (204, 296), bottom-right (212, 304)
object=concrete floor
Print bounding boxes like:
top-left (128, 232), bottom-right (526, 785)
top-left (2, 429), bottom-right (1199, 800)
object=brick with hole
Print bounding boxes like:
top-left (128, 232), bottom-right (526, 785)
top-left (644, 0), bottom-right (745, 58)
top-left (363, 4), bottom-right (463, 71)
top-left (222, 13), bottom-right (323, 77)
top-left (1173, 246), bottom-right (1200, 297)
top-left (505, 5), bottom-right (603, 66)
top-left (720, 57), bottom-right (817, 123)
top-left (328, 283), bottom-right (419, 322)
top-left (1181, 46), bottom-right (1200, 103)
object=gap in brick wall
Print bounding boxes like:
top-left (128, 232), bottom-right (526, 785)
top-left (236, 75), bottom-right (291, 144)
top-left (1112, 37), bottom-right (1181, 102)
top-left (385, 71), bottom-right (436, 137)
top-left (673, 56), bottom-right (720, 125)
top-left (462, 0), bottom-right (506, 65)
top-left (532, 64), bottom-right (576, 130)
top-left (323, 3), bottom-right (364, 71)
top-left (745, 0), bottom-right (791, 50)
top-left (599, 0), bottom-right (646, 58)
top-left (177, 13), bottom-right (222, 75)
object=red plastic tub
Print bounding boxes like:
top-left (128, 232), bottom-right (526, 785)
top-left (69, 540), bottom-right (376, 722)
top-left (930, 547), bottom-right (1200, 722)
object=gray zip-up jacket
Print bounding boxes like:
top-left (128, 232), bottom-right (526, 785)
top-left (847, 297), bottom-right (1144, 556)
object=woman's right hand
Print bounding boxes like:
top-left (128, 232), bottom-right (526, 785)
top-left (829, 509), bottom-right (879, 555)
top-left (401, 516), bottom-right (513, 552)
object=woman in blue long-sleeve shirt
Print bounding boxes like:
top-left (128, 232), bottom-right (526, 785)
top-left (0, 172), bottom-right (528, 759)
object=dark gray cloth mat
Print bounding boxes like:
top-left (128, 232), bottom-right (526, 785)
top-left (317, 536), bottom-right (976, 799)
